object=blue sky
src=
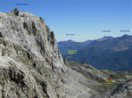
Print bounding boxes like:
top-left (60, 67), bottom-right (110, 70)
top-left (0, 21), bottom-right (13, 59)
top-left (0, 0), bottom-right (131, 42)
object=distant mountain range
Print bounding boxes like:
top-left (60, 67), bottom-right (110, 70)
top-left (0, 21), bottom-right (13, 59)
top-left (58, 35), bottom-right (132, 71)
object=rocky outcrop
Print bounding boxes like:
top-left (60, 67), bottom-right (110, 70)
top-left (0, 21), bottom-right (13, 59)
top-left (109, 79), bottom-right (132, 98)
top-left (0, 9), bottom-right (94, 98)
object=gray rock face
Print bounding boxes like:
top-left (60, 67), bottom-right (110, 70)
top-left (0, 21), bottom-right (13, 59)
top-left (0, 9), bottom-right (93, 98)
top-left (91, 80), bottom-right (132, 98)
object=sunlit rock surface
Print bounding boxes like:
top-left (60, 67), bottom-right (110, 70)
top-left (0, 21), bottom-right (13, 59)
top-left (0, 9), bottom-right (93, 98)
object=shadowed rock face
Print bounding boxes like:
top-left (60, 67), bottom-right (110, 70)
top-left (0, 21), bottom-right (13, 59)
top-left (0, 9), bottom-right (94, 98)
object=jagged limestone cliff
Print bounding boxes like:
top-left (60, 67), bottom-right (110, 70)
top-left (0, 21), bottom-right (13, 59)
top-left (0, 9), bottom-right (94, 98)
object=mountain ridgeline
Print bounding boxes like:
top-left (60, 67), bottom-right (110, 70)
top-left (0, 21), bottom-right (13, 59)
top-left (58, 35), bottom-right (132, 71)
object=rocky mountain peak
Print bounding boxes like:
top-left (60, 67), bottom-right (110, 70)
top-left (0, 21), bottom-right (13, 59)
top-left (0, 9), bottom-right (68, 98)
top-left (0, 9), bottom-right (94, 98)
top-left (0, 9), bottom-right (64, 67)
